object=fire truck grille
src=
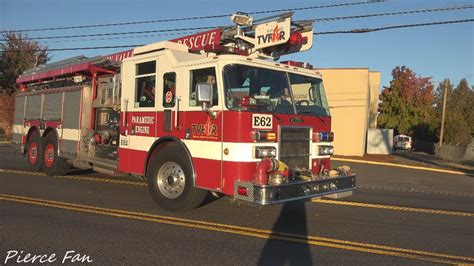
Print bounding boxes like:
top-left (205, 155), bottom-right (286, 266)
top-left (279, 127), bottom-right (311, 170)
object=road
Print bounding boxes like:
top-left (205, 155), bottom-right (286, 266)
top-left (0, 144), bottom-right (473, 265)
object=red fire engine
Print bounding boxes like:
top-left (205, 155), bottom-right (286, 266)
top-left (13, 12), bottom-right (356, 210)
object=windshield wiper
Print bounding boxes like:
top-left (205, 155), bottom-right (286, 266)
top-left (272, 113), bottom-right (284, 122)
top-left (296, 110), bottom-right (327, 125)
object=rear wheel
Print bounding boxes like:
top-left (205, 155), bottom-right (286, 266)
top-left (147, 143), bottom-right (207, 211)
top-left (27, 131), bottom-right (43, 171)
top-left (42, 132), bottom-right (70, 176)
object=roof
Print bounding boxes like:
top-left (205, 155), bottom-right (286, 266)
top-left (133, 41), bottom-right (189, 56)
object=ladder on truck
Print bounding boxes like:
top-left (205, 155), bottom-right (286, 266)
top-left (105, 12), bottom-right (315, 62)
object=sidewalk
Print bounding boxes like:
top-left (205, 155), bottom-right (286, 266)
top-left (333, 151), bottom-right (474, 176)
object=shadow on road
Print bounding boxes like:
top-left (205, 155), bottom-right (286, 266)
top-left (257, 202), bottom-right (312, 266)
top-left (67, 168), bottom-right (96, 176)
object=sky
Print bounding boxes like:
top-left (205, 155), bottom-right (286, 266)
top-left (1, 0), bottom-right (473, 90)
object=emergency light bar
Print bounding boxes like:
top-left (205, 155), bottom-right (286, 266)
top-left (281, 60), bottom-right (314, 69)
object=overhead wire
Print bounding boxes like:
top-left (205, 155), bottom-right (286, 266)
top-left (2, 18), bottom-right (473, 53)
top-left (313, 18), bottom-right (474, 35)
top-left (312, 5), bottom-right (474, 22)
top-left (1, 4), bottom-right (472, 43)
top-left (45, 5), bottom-right (474, 44)
top-left (0, 0), bottom-right (387, 33)
top-left (4, 26), bottom-right (216, 41)
top-left (34, 31), bottom-right (197, 44)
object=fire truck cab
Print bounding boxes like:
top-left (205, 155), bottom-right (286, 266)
top-left (13, 12), bottom-right (356, 210)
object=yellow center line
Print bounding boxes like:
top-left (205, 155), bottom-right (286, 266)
top-left (0, 168), bottom-right (146, 186)
top-left (1, 168), bottom-right (472, 218)
top-left (1, 193), bottom-right (473, 265)
top-left (312, 199), bottom-right (474, 217)
top-left (331, 157), bottom-right (467, 175)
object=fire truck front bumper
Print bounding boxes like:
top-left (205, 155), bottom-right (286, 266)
top-left (233, 174), bottom-right (356, 205)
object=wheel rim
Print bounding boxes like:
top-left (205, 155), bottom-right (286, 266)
top-left (44, 144), bottom-right (55, 167)
top-left (28, 142), bottom-right (38, 165)
top-left (156, 161), bottom-right (186, 199)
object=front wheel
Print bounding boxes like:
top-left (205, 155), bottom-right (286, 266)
top-left (147, 143), bottom-right (207, 211)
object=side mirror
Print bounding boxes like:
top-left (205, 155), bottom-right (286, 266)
top-left (196, 82), bottom-right (212, 104)
top-left (308, 86), bottom-right (315, 102)
top-left (195, 82), bottom-right (217, 119)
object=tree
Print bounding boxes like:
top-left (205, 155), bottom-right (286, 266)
top-left (0, 32), bottom-right (50, 94)
top-left (453, 79), bottom-right (474, 137)
top-left (434, 79), bottom-right (473, 145)
top-left (377, 66), bottom-right (435, 140)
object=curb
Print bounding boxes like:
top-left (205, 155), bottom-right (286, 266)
top-left (331, 157), bottom-right (467, 176)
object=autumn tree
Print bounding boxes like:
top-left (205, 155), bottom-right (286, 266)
top-left (378, 66), bottom-right (436, 141)
top-left (0, 32), bottom-right (50, 94)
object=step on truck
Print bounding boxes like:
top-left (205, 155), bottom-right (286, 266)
top-left (12, 12), bottom-right (356, 210)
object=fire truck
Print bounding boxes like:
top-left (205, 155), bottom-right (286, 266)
top-left (12, 12), bottom-right (356, 210)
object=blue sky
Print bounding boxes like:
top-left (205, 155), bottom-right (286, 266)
top-left (1, 0), bottom-right (473, 89)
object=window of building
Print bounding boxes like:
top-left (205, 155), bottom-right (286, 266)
top-left (189, 67), bottom-right (218, 107)
top-left (135, 61), bottom-right (156, 108)
top-left (163, 72), bottom-right (176, 108)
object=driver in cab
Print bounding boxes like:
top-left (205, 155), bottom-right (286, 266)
top-left (267, 87), bottom-right (292, 113)
top-left (268, 87), bottom-right (291, 105)
top-left (206, 75), bottom-right (218, 106)
top-left (139, 80), bottom-right (155, 107)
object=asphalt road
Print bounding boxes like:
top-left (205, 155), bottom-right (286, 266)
top-left (0, 144), bottom-right (473, 265)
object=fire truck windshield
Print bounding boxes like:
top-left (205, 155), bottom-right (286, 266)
top-left (223, 64), bottom-right (330, 116)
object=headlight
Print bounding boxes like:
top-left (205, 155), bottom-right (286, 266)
top-left (255, 146), bottom-right (277, 158)
top-left (318, 145), bottom-right (334, 156)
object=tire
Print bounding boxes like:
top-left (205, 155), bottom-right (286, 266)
top-left (27, 131), bottom-right (43, 171)
top-left (147, 143), bottom-right (207, 211)
top-left (42, 132), bottom-right (70, 176)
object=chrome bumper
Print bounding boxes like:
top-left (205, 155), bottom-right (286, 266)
top-left (234, 174), bottom-right (356, 205)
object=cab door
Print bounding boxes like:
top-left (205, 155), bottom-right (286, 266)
top-left (119, 58), bottom-right (159, 174)
top-left (180, 66), bottom-right (223, 192)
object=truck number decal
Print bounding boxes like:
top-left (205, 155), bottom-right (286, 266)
top-left (120, 136), bottom-right (129, 146)
top-left (252, 114), bottom-right (272, 129)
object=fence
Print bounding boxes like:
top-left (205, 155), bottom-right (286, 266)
top-left (366, 128), bottom-right (393, 154)
top-left (435, 140), bottom-right (474, 165)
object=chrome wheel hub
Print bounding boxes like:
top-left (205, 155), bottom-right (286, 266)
top-left (157, 162), bottom-right (185, 199)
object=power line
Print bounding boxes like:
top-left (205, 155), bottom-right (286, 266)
top-left (5, 26), bottom-right (216, 41)
top-left (1, 4), bottom-right (470, 43)
top-left (36, 31), bottom-right (197, 44)
top-left (34, 5), bottom-right (474, 45)
top-left (314, 18), bottom-right (474, 35)
top-left (312, 5), bottom-right (474, 23)
top-left (1, 0), bottom-right (387, 33)
top-left (2, 18), bottom-right (473, 53)
top-left (249, 0), bottom-right (387, 15)
top-left (1, 45), bottom-right (141, 53)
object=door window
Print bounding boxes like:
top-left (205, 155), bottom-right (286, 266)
top-left (189, 67), bottom-right (218, 107)
top-left (135, 61), bottom-right (156, 108)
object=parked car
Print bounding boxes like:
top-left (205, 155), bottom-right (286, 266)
top-left (394, 135), bottom-right (412, 151)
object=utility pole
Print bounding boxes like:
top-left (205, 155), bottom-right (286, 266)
top-left (439, 79), bottom-right (448, 147)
